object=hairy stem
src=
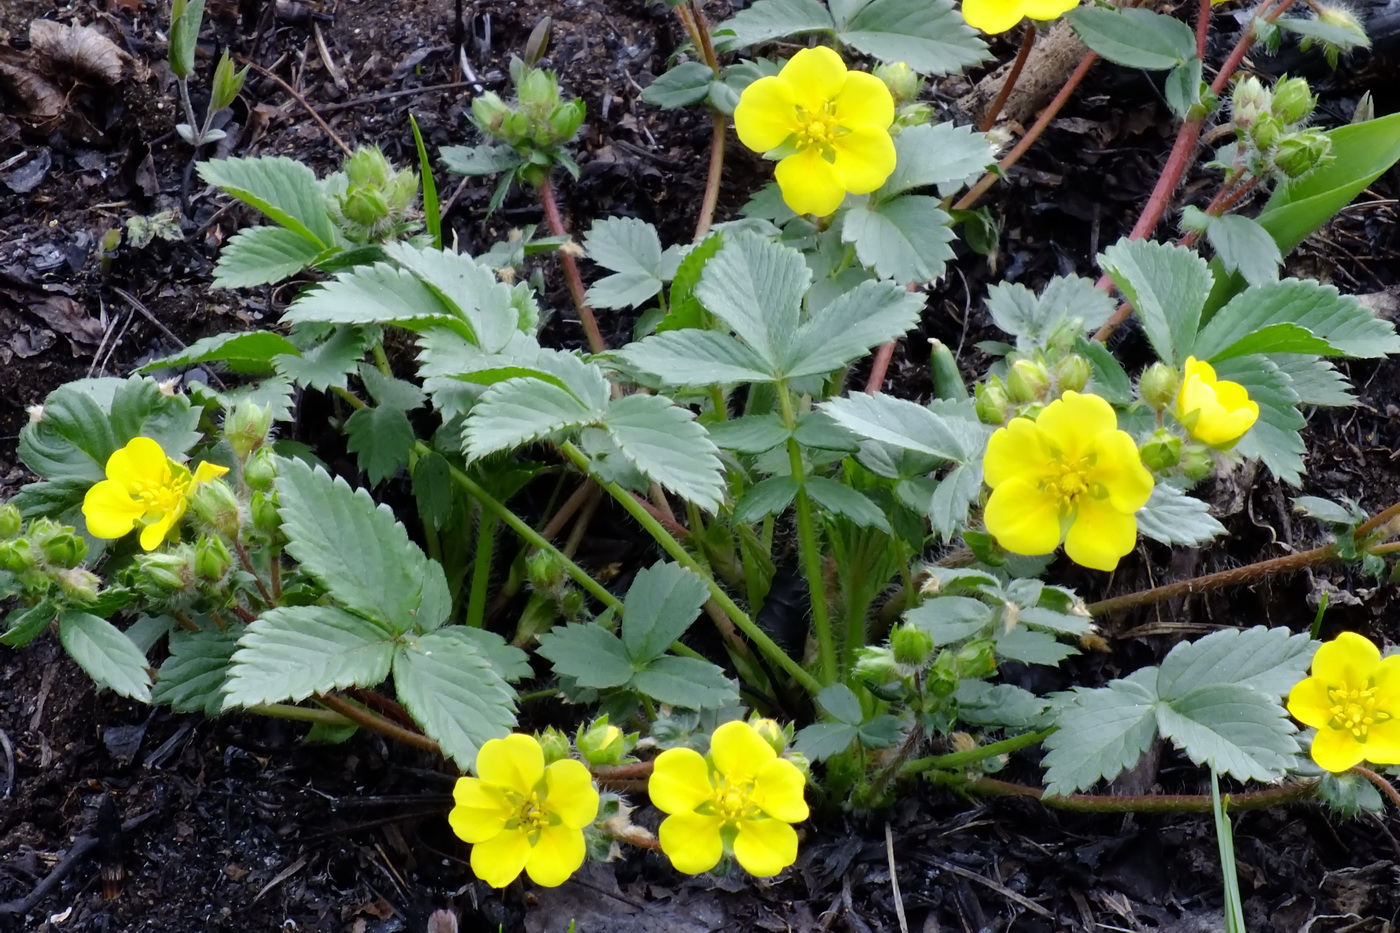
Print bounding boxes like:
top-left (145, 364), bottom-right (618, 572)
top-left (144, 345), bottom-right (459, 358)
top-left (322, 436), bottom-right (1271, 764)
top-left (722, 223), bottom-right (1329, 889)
top-left (979, 25), bottom-right (1037, 133)
top-left (315, 693), bottom-right (441, 754)
top-left (778, 385), bottom-right (836, 685)
top-left (538, 174), bottom-right (607, 354)
top-left (247, 703), bottom-right (356, 726)
top-left (903, 728), bottom-right (1054, 776)
top-left (682, 0), bottom-right (727, 241)
top-left (1353, 766), bottom-right (1400, 811)
top-left (926, 772), bottom-right (1318, 813)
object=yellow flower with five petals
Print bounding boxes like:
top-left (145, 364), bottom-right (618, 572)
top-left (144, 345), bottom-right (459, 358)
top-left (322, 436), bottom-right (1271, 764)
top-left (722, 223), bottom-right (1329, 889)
top-left (82, 437), bottom-right (229, 551)
top-left (962, 0), bottom-right (1079, 35)
top-left (1287, 632), bottom-right (1400, 773)
top-left (982, 391), bottom-right (1154, 571)
top-left (1174, 356), bottom-right (1259, 448)
top-left (733, 46), bottom-right (896, 217)
top-left (649, 720), bottom-right (809, 877)
top-left (447, 733), bottom-right (600, 888)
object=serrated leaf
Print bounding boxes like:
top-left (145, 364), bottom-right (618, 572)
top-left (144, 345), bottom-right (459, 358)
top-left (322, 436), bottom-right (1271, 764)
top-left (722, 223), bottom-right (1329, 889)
top-left (464, 376), bottom-right (603, 460)
top-left (928, 461), bottom-right (982, 540)
top-left (1066, 7), bottom-right (1195, 69)
top-left (875, 122), bottom-right (995, 200)
top-left (446, 626), bottom-right (533, 682)
top-left (1100, 239), bottom-right (1212, 365)
top-left (838, 0), bottom-right (988, 74)
top-left (1212, 355), bottom-right (1305, 484)
top-left (584, 217), bottom-right (672, 309)
top-left (621, 562), bottom-right (711, 663)
top-left (141, 330), bottom-right (300, 375)
top-left (903, 595), bottom-right (993, 644)
top-left (1019, 606), bottom-right (1093, 637)
top-left (283, 262), bottom-right (470, 337)
top-left (1, 601), bottom-right (55, 648)
top-left (1156, 625), bottom-right (1317, 699)
top-left (440, 143), bottom-right (523, 176)
top-left (695, 234), bottom-right (811, 370)
top-left (344, 405), bottom-right (414, 485)
top-left (794, 722), bottom-right (861, 761)
top-left (602, 394), bottom-right (725, 512)
top-left (734, 475), bottom-right (800, 522)
top-left (198, 157), bottom-right (338, 248)
top-left (792, 412), bottom-right (861, 452)
top-left (19, 384), bottom-right (117, 484)
top-left (705, 414), bottom-right (789, 453)
top-left (274, 324), bottom-right (373, 392)
top-left (820, 392), bottom-right (968, 460)
top-left (842, 196), bottom-right (955, 284)
top-left (1292, 495), bottom-right (1361, 526)
top-left (381, 242), bottom-right (526, 352)
top-left (275, 458), bottom-right (441, 630)
top-left (152, 627), bottom-right (242, 714)
top-left (662, 232), bottom-right (723, 333)
top-left (619, 330), bottom-right (775, 386)
top-left (1205, 213), bottom-right (1282, 286)
top-left (857, 715), bottom-right (904, 747)
top-left (58, 611), bottom-right (152, 702)
top-left (1271, 355), bottom-right (1353, 406)
top-left (536, 623), bottom-right (634, 689)
top-left (1155, 683), bottom-right (1297, 783)
top-left (1042, 678), bottom-right (1158, 796)
top-left (1136, 483), bottom-right (1227, 547)
top-left (1075, 337), bottom-right (1133, 405)
top-left (642, 60), bottom-right (717, 109)
top-left (222, 605), bottom-right (395, 707)
top-left (1193, 278), bottom-right (1400, 362)
top-left (954, 680), bottom-right (1049, 729)
top-left (393, 628), bottom-right (517, 769)
top-left (631, 655), bottom-right (739, 709)
top-left (817, 683), bottom-right (864, 724)
top-left (212, 226), bottom-right (329, 288)
top-left (804, 476), bottom-right (891, 532)
top-left (995, 628), bottom-right (1077, 666)
top-left (411, 451), bottom-right (454, 531)
top-left (712, 0), bottom-right (834, 50)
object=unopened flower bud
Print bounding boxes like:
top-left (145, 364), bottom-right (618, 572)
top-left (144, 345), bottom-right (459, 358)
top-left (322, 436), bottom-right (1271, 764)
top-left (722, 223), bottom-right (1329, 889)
top-left (30, 520), bottom-right (87, 569)
top-left (1180, 444), bottom-right (1215, 483)
top-left (0, 539), bottom-right (35, 574)
top-left (1271, 76), bottom-right (1315, 125)
top-left (250, 490), bottom-right (282, 538)
top-left (1139, 428), bottom-right (1183, 471)
top-left (956, 639), bottom-right (998, 679)
top-left (548, 100), bottom-right (585, 142)
top-left (1318, 6), bottom-right (1367, 41)
top-left (577, 718), bottom-right (628, 766)
top-left (927, 650), bottom-right (960, 697)
top-left (56, 568), bottom-right (102, 605)
top-left (892, 622), bottom-right (936, 668)
top-left (853, 646), bottom-right (902, 685)
top-left (344, 146), bottom-right (394, 189)
top-left (194, 534), bottom-right (234, 583)
top-left (224, 401), bottom-right (274, 462)
top-left (873, 61), bottom-right (921, 104)
top-left (243, 447), bottom-right (279, 493)
top-left (1231, 75), bottom-right (1272, 126)
top-left (471, 92), bottom-right (513, 135)
top-left (526, 549), bottom-right (568, 594)
top-left (537, 726), bottom-right (573, 765)
top-left (135, 547), bottom-right (196, 596)
top-left (1139, 362), bottom-right (1180, 410)
top-left (1053, 355), bottom-right (1091, 394)
top-left (0, 504), bottom-right (21, 539)
top-left (1251, 113), bottom-right (1283, 151)
top-left (975, 379), bottom-right (1012, 425)
top-left (749, 717), bottom-right (789, 755)
top-left (1274, 130), bottom-right (1332, 179)
top-left (190, 480), bottom-right (241, 538)
top-left (782, 750), bottom-right (811, 781)
top-left (1006, 358), bottom-right (1051, 404)
top-left (950, 732), bottom-right (979, 755)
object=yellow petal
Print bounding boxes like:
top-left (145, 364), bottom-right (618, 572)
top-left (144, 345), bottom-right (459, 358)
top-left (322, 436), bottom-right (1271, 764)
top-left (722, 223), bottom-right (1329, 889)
top-left (1309, 725), bottom-right (1366, 773)
top-left (649, 747), bottom-right (715, 814)
top-left (734, 75), bottom-right (801, 153)
top-left (774, 148), bottom-right (847, 217)
top-left (830, 124), bottom-right (897, 194)
top-left (474, 733), bottom-right (545, 795)
top-left (1361, 719), bottom-right (1400, 765)
top-left (524, 823), bottom-right (587, 887)
top-left (750, 758), bottom-right (809, 823)
top-left (1311, 632), bottom-right (1380, 687)
top-left (1036, 391), bottom-right (1116, 460)
top-left (82, 480), bottom-right (146, 540)
top-left (658, 811), bottom-right (726, 875)
top-left (710, 720), bottom-right (775, 784)
top-left (543, 759), bottom-right (600, 830)
top-left (138, 503), bottom-right (184, 551)
top-left (982, 417), bottom-right (1054, 489)
top-left (732, 817), bottom-right (799, 877)
top-left (1372, 655), bottom-right (1400, 700)
top-left (1063, 495), bottom-right (1139, 571)
top-left (832, 71), bottom-right (894, 130)
top-left (777, 46), bottom-right (847, 114)
top-left (1285, 676), bottom-right (1335, 731)
top-left (192, 461), bottom-right (231, 484)
top-left (1020, 0), bottom-right (1079, 18)
top-left (106, 436), bottom-right (171, 487)
top-left (448, 777), bottom-right (515, 843)
top-left (983, 476), bottom-right (1063, 557)
top-left (961, 0), bottom-right (1027, 33)
top-left (470, 826), bottom-right (532, 888)
top-left (1087, 429), bottom-right (1155, 514)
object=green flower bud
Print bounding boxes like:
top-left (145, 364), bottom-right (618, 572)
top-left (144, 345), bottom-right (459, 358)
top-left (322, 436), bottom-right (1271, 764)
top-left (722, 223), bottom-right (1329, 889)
top-left (1231, 75), bottom-right (1272, 126)
top-left (341, 186), bottom-right (392, 230)
top-left (471, 92), bottom-right (513, 135)
top-left (190, 480), bottom-right (241, 538)
top-left (559, 588), bottom-right (586, 621)
top-left (548, 99), bottom-right (585, 143)
top-left (955, 639), bottom-right (998, 680)
top-left (975, 379), bottom-right (1012, 425)
top-left (526, 549), bottom-right (568, 594)
top-left (1053, 354), bottom-right (1091, 394)
top-left (1180, 444), bottom-right (1215, 483)
top-left (749, 717), bottom-right (789, 755)
top-left (1006, 358), bottom-right (1051, 404)
top-left (891, 622), bottom-right (935, 668)
top-left (1271, 76), bottom-right (1315, 125)
top-left (0, 504), bottom-right (22, 539)
top-left (1251, 113), bottom-right (1283, 152)
top-left (782, 750), bottom-right (812, 781)
top-left (250, 490), bottom-right (282, 538)
top-left (873, 61), bottom-right (921, 104)
top-left (135, 547), bottom-right (197, 596)
top-left (0, 539), bottom-right (35, 574)
top-left (30, 520), bottom-right (87, 569)
top-left (1274, 130), bottom-right (1332, 179)
top-left (194, 534), bottom-right (234, 583)
top-left (537, 726), bottom-right (573, 765)
top-left (577, 717), bottom-right (628, 766)
top-left (224, 401), bottom-right (274, 462)
top-left (56, 568), bottom-right (102, 606)
top-left (1139, 428), bottom-right (1183, 471)
top-left (1318, 5), bottom-right (1367, 41)
top-left (852, 645), bottom-right (902, 685)
top-left (345, 146), bottom-right (394, 189)
top-left (1138, 362), bottom-right (1180, 410)
top-left (243, 448), bottom-right (279, 494)
top-left (927, 650), bottom-right (960, 697)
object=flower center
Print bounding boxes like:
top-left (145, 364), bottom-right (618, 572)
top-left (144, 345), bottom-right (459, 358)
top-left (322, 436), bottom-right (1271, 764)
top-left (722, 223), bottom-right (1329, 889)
top-left (794, 103), bottom-right (845, 155)
top-left (1327, 683), bottom-right (1392, 741)
top-left (128, 470), bottom-right (190, 523)
top-left (709, 774), bottom-right (762, 824)
top-left (1041, 457), bottom-right (1093, 511)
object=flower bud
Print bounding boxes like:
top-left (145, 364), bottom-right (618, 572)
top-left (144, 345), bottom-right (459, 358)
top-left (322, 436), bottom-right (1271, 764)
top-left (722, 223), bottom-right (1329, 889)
top-left (873, 61), bottom-right (921, 104)
top-left (974, 379), bottom-right (1011, 425)
top-left (250, 490), bottom-right (282, 538)
top-left (526, 549), bottom-right (568, 594)
top-left (1251, 113), bottom-right (1283, 152)
top-left (852, 645), bottom-right (902, 685)
top-left (471, 92), bottom-right (513, 135)
top-left (1006, 358), bottom-right (1051, 404)
top-left (0, 504), bottom-right (21, 539)
top-left (345, 146), bottom-right (394, 189)
top-left (1271, 76), bottom-right (1315, 125)
top-left (194, 534), bottom-right (234, 583)
top-left (0, 539), bottom-right (35, 574)
top-left (782, 750), bottom-right (812, 781)
top-left (1053, 355), bottom-right (1091, 394)
top-left (56, 568), bottom-right (102, 606)
top-left (1138, 429), bottom-right (1183, 471)
top-left (577, 717), bottom-right (628, 766)
top-left (950, 732), bottom-right (979, 755)
top-left (891, 622), bottom-right (935, 668)
top-left (243, 447), bottom-right (279, 493)
top-left (548, 99), bottom-right (585, 143)
top-left (1274, 130), bottom-right (1332, 179)
top-left (537, 726), bottom-right (573, 765)
top-left (559, 588), bottom-right (586, 621)
top-left (955, 639), bottom-right (998, 679)
top-left (927, 650), bottom-right (960, 697)
top-left (1180, 444), bottom-right (1215, 483)
top-left (1138, 362), bottom-right (1180, 410)
top-left (749, 717), bottom-right (789, 755)
top-left (190, 480), bottom-right (241, 538)
top-left (1318, 6), bottom-right (1367, 42)
top-left (30, 520), bottom-right (87, 569)
top-left (224, 401), bottom-right (274, 462)
top-left (1231, 75), bottom-right (1272, 126)
top-left (134, 547), bottom-right (197, 596)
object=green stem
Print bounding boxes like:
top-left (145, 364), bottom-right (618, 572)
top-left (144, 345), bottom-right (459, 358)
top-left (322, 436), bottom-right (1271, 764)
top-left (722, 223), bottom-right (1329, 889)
top-left (177, 77), bottom-right (202, 146)
top-left (778, 384), bottom-right (836, 685)
top-left (903, 728), bottom-right (1053, 776)
top-left (465, 514), bottom-right (497, 628)
top-left (557, 440), bottom-right (823, 697)
top-left (247, 702), bottom-right (355, 726)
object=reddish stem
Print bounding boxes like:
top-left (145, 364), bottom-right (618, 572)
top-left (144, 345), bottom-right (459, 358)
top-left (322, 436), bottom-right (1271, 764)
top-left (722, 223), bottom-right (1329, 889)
top-left (1195, 0), bottom-right (1211, 58)
top-left (538, 176), bottom-right (607, 354)
top-left (1178, 175), bottom-right (1260, 248)
top-left (865, 340), bottom-right (897, 394)
top-left (979, 25), bottom-right (1038, 134)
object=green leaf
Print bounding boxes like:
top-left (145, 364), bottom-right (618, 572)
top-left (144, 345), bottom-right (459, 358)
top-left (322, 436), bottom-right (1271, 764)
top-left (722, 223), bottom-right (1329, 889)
top-left (1293, 494), bottom-right (1362, 526)
top-left (841, 196), bottom-right (955, 284)
top-left (275, 458), bottom-right (443, 631)
top-left (359, 364), bottom-right (426, 412)
top-left (705, 414), bottom-right (789, 453)
top-left (1273, 14), bottom-right (1372, 49)
top-left (928, 461), bottom-right (982, 540)
top-left (602, 394), bottom-right (725, 511)
top-left (57, 611), bottom-right (152, 702)
top-left (382, 242), bottom-right (528, 352)
top-left (1135, 484), bottom-right (1226, 547)
top-left (875, 122), bottom-right (995, 200)
top-left (988, 275), bottom-right (1116, 349)
top-left (344, 405), bottom-right (415, 486)
top-left (152, 627), bottom-right (242, 715)
top-left (617, 330), bottom-right (775, 386)
top-left (141, 330), bottom-right (300, 375)
top-left (1204, 213), bottom-right (1282, 287)
top-left (168, 0), bottom-right (204, 77)
top-left (903, 594), bottom-right (993, 644)
top-left (1272, 354), bottom-right (1353, 406)
top-left (411, 451), bottom-right (455, 531)
top-left (212, 226), bottom-right (329, 288)
top-left (792, 412), bottom-right (861, 452)
top-left (439, 143), bottom-right (523, 177)
top-left (1193, 279), bottom-right (1400, 362)
top-left (283, 262), bottom-right (470, 337)
top-left (804, 477), bottom-right (891, 532)
top-left (274, 324), bottom-right (373, 392)
top-left (1156, 625), bottom-right (1317, 700)
top-left (393, 628), bottom-right (518, 769)
top-left (819, 392), bottom-right (969, 460)
top-left (794, 722), bottom-right (860, 761)
top-left (662, 232), bottom-right (723, 333)
top-left (1099, 239), bottom-right (1212, 365)
top-left (695, 234), bottom-right (810, 370)
top-left (1075, 337), bottom-right (1133, 405)
top-left (197, 157), bottom-right (338, 248)
top-left (620, 562), bottom-right (711, 663)
top-left (712, 0), bottom-right (835, 50)
top-left (838, 0), bottom-right (988, 74)
top-left (1019, 605), bottom-right (1093, 637)
top-left (446, 626), bottom-right (533, 682)
top-left (1164, 58), bottom-right (1204, 119)
top-left (733, 475), bottom-right (800, 522)
top-left (464, 376), bottom-right (604, 460)
top-left (816, 683), bottom-right (863, 724)
top-left (1, 601), bottom-right (55, 648)
top-left (856, 714), bottom-right (904, 748)
top-left (784, 279), bottom-right (925, 378)
top-left (19, 384), bottom-right (117, 483)
top-left (1155, 683), bottom-right (1298, 783)
top-left (641, 60), bottom-right (717, 109)
top-left (1213, 355), bottom-right (1305, 484)
top-left (995, 628), bottom-right (1077, 666)
top-left (1042, 677), bottom-right (1158, 796)
top-left (1200, 322), bottom-right (1336, 361)
top-left (536, 623), bottom-right (635, 689)
top-left (1066, 7), bottom-right (1195, 70)
top-left (954, 680), bottom-right (1049, 729)
top-left (222, 606), bottom-right (395, 707)
top-left (584, 217), bottom-right (676, 310)
top-left (631, 656), bottom-right (739, 709)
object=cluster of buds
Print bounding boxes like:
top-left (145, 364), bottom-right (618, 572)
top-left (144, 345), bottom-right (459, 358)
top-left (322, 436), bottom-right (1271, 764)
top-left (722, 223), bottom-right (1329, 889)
top-left (873, 61), bottom-right (935, 129)
top-left (472, 57), bottom-right (585, 185)
top-left (854, 621), bottom-right (996, 709)
top-left (333, 147), bottom-right (421, 243)
top-left (974, 353), bottom-right (1091, 425)
top-left (0, 508), bottom-right (101, 607)
top-left (1230, 75), bottom-right (1332, 182)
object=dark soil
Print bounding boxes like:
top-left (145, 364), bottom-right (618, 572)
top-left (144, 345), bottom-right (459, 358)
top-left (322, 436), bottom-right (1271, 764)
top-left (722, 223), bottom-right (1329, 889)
top-left (3, 0), bottom-right (1400, 929)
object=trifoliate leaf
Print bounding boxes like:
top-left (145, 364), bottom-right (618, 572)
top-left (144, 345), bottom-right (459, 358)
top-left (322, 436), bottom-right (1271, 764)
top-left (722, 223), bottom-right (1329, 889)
top-left (695, 234), bottom-right (811, 369)
top-left (222, 605), bottom-right (396, 708)
top-left (1136, 483), bottom-right (1227, 547)
top-left (875, 122), bottom-right (995, 199)
top-left (954, 680), bottom-right (1050, 729)
top-left (1042, 677), bottom-right (1159, 796)
top-left (463, 376), bottom-right (603, 461)
top-left (1155, 683), bottom-right (1298, 783)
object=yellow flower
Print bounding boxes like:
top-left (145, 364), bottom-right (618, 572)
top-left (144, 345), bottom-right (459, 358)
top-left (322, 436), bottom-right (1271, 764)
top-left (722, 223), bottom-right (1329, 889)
top-left (1174, 357), bottom-right (1259, 448)
top-left (962, 0), bottom-right (1079, 34)
top-left (733, 47), bottom-right (896, 217)
top-left (982, 391), bottom-right (1154, 571)
top-left (82, 437), bottom-right (230, 551)
top-left (1287, 632), bottom-right (1400, 773)
top-left (448, 733), bottom-right (600, 888)
top-left (649, 720), bottom-right (809, 877)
